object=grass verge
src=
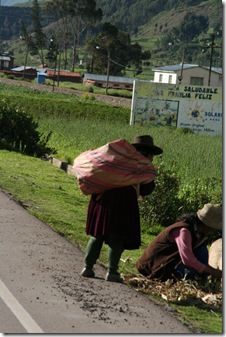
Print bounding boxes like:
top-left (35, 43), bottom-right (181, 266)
top-left (0, 150), bottom-right (222, 334)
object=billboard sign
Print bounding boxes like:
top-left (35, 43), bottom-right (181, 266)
top-left (130, 81), bottom-right (222, 136)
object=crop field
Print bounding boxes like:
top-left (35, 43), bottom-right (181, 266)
top-left (0, 82), bottom-right (222, 183)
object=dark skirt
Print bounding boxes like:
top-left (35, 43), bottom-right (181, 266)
top-left (86, 186), bottom-right (141, 250)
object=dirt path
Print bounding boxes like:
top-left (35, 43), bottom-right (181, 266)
top-left (0, 77), bottom-right (132, 107)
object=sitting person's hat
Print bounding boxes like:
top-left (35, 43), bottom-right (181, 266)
top-left (132, 135), bottom-right (163, 155)
top-left (197, 204), bottom-right (222, 230)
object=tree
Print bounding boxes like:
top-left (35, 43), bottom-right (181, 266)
top-left (46, 38), bottom-right (59, 66)
top-left (86, 23), bottom-right (130, 76)
top-left (46, 37), bottom-right (59, 89)
top-left (20, 19), bottom-right (37, 75)
top-left (45, 0), bottom-right (102, 70)
top-left (177, 13), bottom-right (209, 43)
top-left (68, 0), bottom-right (102, 71)
top-left (2, 17), bottom-right (11, 40)
top-left (31, 0), bottom-right (46, 66)
top-left (86, 23), bottom-right (147, 77)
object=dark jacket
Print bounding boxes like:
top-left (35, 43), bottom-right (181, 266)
top-left (136, 221), bottom-right (207, 281)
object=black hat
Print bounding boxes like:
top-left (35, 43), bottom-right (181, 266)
top-left (132, 135), bottom-right (163, 155)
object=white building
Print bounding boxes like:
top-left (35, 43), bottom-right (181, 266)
top-left (152, 64), bottom-right (222, 87)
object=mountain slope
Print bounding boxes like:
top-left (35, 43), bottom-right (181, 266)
top-left (95, 0), bottom-right (222, 36)
top-left (2, 0), bottom-right (222, 36)
top-left (1, 0), bottom-right (222, 69)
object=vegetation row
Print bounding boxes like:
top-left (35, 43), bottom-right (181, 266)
top-left (0, 83), bottom-right (222, 240)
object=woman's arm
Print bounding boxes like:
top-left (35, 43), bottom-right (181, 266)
top-left (171, 227), bottom-right (206, 273)
top-left (140, 181), bottom-right (155, 196)
top-left (202, 264), bottom-right (222, 279)
top-left (171, 228), bottom-right (222, 279)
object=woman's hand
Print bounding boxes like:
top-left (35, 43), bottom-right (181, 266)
top-left (203, 264), bottom-right (222, 279)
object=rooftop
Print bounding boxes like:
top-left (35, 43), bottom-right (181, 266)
top-left (152, 64), bottom-right (222, 74)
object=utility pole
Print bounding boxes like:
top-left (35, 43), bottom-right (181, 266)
top-left (208, 33), bottom-right (215, 87)
top-left (105, 49), bottom-right (110, 95)
top-left (96, 45), bottom-right (111, 95)
top-left (178, 47), bottom-right (185, 84)
top-left (202, 32), bottom-right (222, 87)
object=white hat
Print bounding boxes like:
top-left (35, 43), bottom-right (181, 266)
top-left (197, 204), bottom-right (222, 230)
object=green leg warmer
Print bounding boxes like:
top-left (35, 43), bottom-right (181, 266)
top-left (108, 235), bottom-right (124, 273)
top-left (84, 236), bottom-right (104, 268)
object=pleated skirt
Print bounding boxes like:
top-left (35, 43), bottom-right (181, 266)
top-left (86, 186), bottom-right (141, 250)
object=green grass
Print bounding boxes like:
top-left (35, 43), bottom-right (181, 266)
top-left (0, 149), bottom-right (222, 334)
top-left (0, 150), bottom-right (89, 249)
top-left (0, 83), bottom-right (222, 333)
top-left (0, 83), bottom-right (222, 185)
top-left (170, 303), bottom-right (222, 334)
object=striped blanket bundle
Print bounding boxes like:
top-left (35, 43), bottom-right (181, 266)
top-left (72, 139), bottom-right (157, 195)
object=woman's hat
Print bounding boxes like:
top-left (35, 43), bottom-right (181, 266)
top-left (132, 135), bottom-right (163, 155)
top-left (197, 204), bottom-right (222, 230)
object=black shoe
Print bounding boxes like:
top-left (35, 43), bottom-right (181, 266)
top-left (81, 267), bottom-right (95, 278)
top-left (105, 272), bottom-right (124, 283)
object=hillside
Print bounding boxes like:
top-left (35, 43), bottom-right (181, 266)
top-left (2, 0), bottom-right (222, 35)
top-left (134, 1), bottom-right (222, 39)
top-left (95, 0), bottom-right (222, 36)
top-left (0, 0), bottom-right (222, 72)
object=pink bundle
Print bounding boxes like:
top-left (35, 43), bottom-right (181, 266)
top-left (72, 139), bottom-right (157, 195)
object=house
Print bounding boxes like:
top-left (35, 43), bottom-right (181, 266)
top-left (46, 69), bottom-right (83, 83)
top-left (152, 64), bottom-right (222, 87)
top-left (10, 66), bottom-right (38, 79)
top-left (0, 53), bottom-right (14, 70)
top-left (83, 73), bottom-right (136, 91)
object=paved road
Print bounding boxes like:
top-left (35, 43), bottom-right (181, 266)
top-left (0, 188), bottom-right (192, 334)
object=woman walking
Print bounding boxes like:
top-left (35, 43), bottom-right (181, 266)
top-left (80, 135), bottom-right (163, 283)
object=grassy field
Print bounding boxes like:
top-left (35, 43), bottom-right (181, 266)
top-left (0, 81), bottom-right (222, 185)
top-left (0, 82), bottom-right (223, 333)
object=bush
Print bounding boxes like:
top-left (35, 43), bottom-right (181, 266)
top-left (139, 162), bottom-right (182, 229)
top-left (6, 75), bottom-right (15, 80)
top-left (0, 100), bottom-right (55, 157)
top-left (178, 177), bottom-right (222, 212)
top-left (139, 162), bottom-right (222, 236)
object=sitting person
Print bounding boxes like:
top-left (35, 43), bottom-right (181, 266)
top-left (136, 204), bottom-right (222, 281)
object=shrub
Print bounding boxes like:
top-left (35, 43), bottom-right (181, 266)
top-left (139, 162), bottom-right (222, 236)
top-left (178, 177), bottom-right (222, 212)
top-left (139, 161), bottom-right (182, 229)
top-left (6, 75), bottom-right (15, 80)
top-left (82, 92), bottom-right (96, 100)
top-left (88, 86), bottom-right (94, 93)
top-left (0, 100), bottom-right (55, 157)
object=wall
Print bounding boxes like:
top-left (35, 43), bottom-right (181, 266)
top-left (154, 67), bottom-right (222, 87)
top-left (176, 67), bottom-right (222, 87)
top-left (154, 72), bottom-right (177, 84)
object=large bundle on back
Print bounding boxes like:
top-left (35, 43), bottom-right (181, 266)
top-left (72, 139), bottom-right (157, 195)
